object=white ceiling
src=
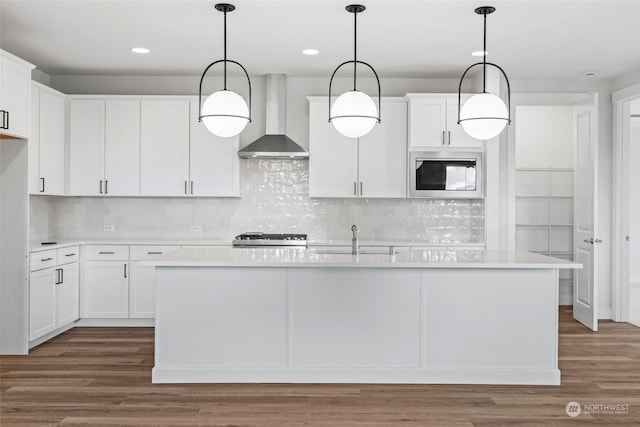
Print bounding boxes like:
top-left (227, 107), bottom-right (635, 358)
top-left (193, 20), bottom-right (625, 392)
top-left (2, 0), bottom-right (640, 80)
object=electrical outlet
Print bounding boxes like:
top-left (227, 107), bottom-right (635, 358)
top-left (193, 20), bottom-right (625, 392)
top-left (191, 225), bottom-right (202, 232)
top-left (103, 225), bottom-right (115, 232)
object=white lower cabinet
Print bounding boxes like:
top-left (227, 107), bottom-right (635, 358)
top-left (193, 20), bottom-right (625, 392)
top-left (81, 245), bottom-right (130, 318)
top-left (129, 245), bottom-right (180, 318)
top-left (29, 246), bottom-right (80, 341)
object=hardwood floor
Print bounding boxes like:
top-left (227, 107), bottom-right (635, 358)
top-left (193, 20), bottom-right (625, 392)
top-left (1, 306), bottom-right (639, 426)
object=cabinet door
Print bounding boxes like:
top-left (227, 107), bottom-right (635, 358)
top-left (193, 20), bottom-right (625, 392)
top-left (358, 100), bottom-right (407, 198)
top-left (29, 268), bottom-right (57, 340)
top-left (81, 261), bottom-right (129, 318)
top-left (140, 100), bottom-right (190, 196)
top-left (308, 100), bottom-right (358, 198)
top-left (0, 55), bottom-right (31, 138)
top-left (446, 96), bottom-right (483, 148)
top-left (38, 87), bottom-right (66, 195)
top-left (28, 86), bottom-right (40, 194)
top-left (129, 261), bottom-right (157, 318)
top-left (408, 98), bottom-right (446, 148)
top-left (57, 262), bottom-right (80, 327)
top-left (105, 100), bottom-right (140, 196)
top-left (69, 100), bottom-right (105, 196)
top-left (188, 100), bottom-right (240, 197)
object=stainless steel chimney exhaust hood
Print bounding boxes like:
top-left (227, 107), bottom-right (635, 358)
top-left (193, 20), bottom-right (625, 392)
top-left (238, 74), bottom-right (309, 159)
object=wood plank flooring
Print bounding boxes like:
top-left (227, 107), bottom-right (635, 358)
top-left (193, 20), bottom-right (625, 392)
top-left (2, 306), bottom-right (639, 426)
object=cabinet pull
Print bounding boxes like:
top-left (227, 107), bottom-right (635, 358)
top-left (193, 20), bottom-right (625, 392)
top-left (442, 130), bottom-right (445, 145)
top-left (124, 264), bottom-right (127, 278)
top-left (98, 251), bottom-right (115, 255)
top-left (60, 268), bottom-right (64, 284)
top-left (147, 251), bottom-right (163, 255)
top-left (353, 182), bottom-right (357, 196)
top-left (55, 268), bottom-right (61, 285)
top-left (191, 181), bottom-right (194, 195)
top-left (41, 257), bottom-right (53, 262)
top-left (5, 110), bottom-right (8, 130)
top-left (99, 180), bottom-right (103, 194)
top-left (105, 180), bottom-right (109, 194)
top-left (2, 110), bottom-right (9, 130)
top-left (448, 131), bottom-right (451, 145)
top-left (360, 182), bottom-right (363, 196)
top-left (39, 177), bottom-right (45, 193)
top-left (0, 110), bottom-right (5, 129)
top-left (65, 253), bottom-right (76, 257)
top-left (185, 181), bottom-right (188, 195)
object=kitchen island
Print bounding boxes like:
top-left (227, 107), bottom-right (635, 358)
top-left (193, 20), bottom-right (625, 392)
top-left (146, 247), bottom-right (580, 385)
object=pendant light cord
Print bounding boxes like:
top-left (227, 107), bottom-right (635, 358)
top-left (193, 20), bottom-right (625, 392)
top-left (482, 12), bottom-right (487, 93)
top-left (353, 9), bottom-right (357, 91)
top-left (223, 9), bottom-right (228, 90)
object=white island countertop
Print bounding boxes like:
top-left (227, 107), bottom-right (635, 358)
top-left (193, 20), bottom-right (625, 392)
top-left (144, 247), bottom-right (581, 269)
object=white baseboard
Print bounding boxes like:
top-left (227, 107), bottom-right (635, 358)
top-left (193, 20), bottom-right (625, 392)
top-left (152, 366), bottom-right (561, 386)
top-left (76, 318), bottom-right (155, 327)
top-left (29, 321), bottom-right (77, 349)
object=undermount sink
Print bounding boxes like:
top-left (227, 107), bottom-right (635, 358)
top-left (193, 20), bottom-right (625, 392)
top-left (309, 248), bottom-right (399, 255)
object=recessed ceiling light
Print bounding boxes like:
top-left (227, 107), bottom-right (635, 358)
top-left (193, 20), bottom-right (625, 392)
top-left (302, 49), bottom-right (319, 56)
top-left (471, 50), bottom-right (488, 57)
top-left (131, 47), bottom-right (150, 54)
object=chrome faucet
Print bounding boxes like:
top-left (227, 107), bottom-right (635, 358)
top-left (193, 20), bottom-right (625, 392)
top-left (351, 224), bottom-right (359, 255)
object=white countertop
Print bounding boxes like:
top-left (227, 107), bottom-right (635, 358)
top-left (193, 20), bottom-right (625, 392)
top-left (29, 238), bottom-right (485, 252)
top-left (144, 247), bottom-right (581, 269)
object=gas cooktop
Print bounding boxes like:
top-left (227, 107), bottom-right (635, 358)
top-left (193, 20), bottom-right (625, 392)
top-left (232, 232), bottom-right (308, 247)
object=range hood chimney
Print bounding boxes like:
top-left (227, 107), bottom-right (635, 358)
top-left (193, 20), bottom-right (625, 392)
top-left (238, 74), bottom-right (309, 159)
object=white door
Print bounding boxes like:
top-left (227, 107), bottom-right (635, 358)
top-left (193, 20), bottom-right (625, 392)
top-left (105, 100), bottom-right (140, 196)
top-left (37, 87), bottom-right (66, 195)
top-left (140, 100), bottom-right (190, 196)
top-left (29, 268), bottom-right (57, 340)
top-left (308, 100), bottom-right (358, 197)
top-left (81, 261), bottom-right (129, 318)
top-left (69, 99), bottom-right (106, 196)
top-left (129, 261), bottom-right (157, 318)
top-left (408, 98), bottom-right (446, 149)
top-left (573, 95), bottom-right (599, 331)
top-left (358, 99), bottom-right (407, 198)
top-left (188, 100), bottom-right (240, 197)
top-left (56, 262), bottom-right (80, 327)
top-left (446, 96), bottom-right (483, 148)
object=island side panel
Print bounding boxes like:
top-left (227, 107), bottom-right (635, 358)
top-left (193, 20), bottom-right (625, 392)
top-left (154, 267), bottom-right (288, 367)
top-left (288, 268), bottom-right (421, 368)
top-left (422, 268), bottom-right (559, 383)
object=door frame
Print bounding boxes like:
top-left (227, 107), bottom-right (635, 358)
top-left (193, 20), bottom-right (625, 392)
top-left (611, 82), bottom-right (640, 322)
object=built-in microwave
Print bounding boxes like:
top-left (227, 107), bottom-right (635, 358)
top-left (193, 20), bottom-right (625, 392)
top-left (409, 151), bottom-right (483, 198)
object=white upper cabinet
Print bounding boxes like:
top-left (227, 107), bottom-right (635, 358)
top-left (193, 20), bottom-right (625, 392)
top-left (30, 83), bottom-right (65, 195)
top-left (69, 98), bottom-right (141, 196)
top-left (105, 100), bottom-right (140, 196)
top-left (140, 100), bottom-right (190, 196)
top-left (358, 99), bottom-right (407, 198)
top-left (0, 50), bottom-right (35, 139)
top-left (308, 97), bottom-right (407, 198)
top-left (188, 100), bottom-right (240, 197)
top-left (69, 99), bottom-right (105, 196)
top-left (308, 98), bottom-right (358, 198)
top-left (407, 94), bottom-right (482, 149)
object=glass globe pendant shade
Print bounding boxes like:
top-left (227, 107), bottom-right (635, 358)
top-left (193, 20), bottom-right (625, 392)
top-left (331, 90), bottom-right (378, 138)
top-left (460, 93), bottom-right (508, 140)
top-left (201, 89), bottom-right (249, 138)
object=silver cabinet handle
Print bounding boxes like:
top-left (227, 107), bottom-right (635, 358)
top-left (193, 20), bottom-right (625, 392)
top-left (99, 180), bottom-right (103, 194)
top-left (60, 268), bottom-right (64, 284)
top-left (98, 251), bottom-right (115, 255)
top-left (124, 264), bottom-right (127, 278)
top-left (353, 182), bottom-right (357, 196)
top-left (442, 130), bottom-right (445, 145)
top-left (147, 251), bottom-right (163, 255)
top-left (191, 181), bottom-right (194, 195)
top-left (184, 181), bottom-right (188, 195)
top-left (105, 180), bottom-right (109, 194)
top-left (65, 253), bottom-right (76, 257)
top-left (39, 177), bottom-right (45, 193)
top-left (41, 257), bottom-right (53, 262)
top-left (360, 182), bottom-right (363, 196)
top-left (448, 131), bottom-right (451, 145)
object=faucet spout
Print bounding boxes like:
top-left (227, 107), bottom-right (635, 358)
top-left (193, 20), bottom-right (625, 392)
top-left (351, 224), bottom-right (359, 255)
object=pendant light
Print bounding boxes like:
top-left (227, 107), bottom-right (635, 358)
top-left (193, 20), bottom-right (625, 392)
top-left (457, 6), bottom-right (511, 140)
top-left (328, 4), bottom-right (381, 138)
top-left (198, 3), bottom-right (251, 138)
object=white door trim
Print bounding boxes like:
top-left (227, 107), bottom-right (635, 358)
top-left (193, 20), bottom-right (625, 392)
top-left (611, 84), bottom-right (640, 322)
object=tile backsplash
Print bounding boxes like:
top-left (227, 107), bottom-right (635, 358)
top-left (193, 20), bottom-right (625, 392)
top-left (30, 160), bottom-right (485, 242)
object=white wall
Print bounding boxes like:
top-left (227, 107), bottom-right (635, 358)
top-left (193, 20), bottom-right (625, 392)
top-left (515, 106), bottom-right (574, 169)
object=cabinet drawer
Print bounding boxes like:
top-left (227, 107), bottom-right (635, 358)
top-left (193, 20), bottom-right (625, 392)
top-left (30, 250), bottom-right (58, 272)
top-left (83, 245), bottom-right (129, 261)
top-left (129, 245), bottom-right (180, 261)
top-left (57, 246), bottom-right (80, 265)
